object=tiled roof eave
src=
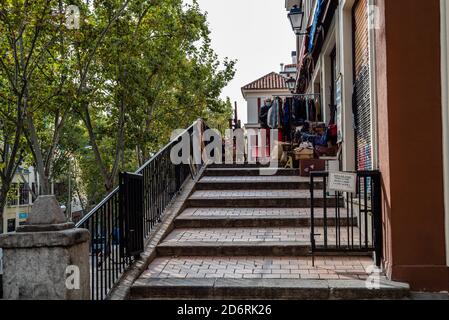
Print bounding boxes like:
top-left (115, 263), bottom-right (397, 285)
top-left (241, 72), bottom-right (289, 91)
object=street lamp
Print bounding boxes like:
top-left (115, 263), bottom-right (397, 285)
top-left (288, 5), bottom-right (306, 35)
top-left (286, 77), bottom-right (296, 93)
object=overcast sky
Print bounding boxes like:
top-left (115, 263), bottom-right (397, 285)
top-left (193, 0), bottom-right (296, 124)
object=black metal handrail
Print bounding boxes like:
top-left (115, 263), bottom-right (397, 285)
top-left (75, 119), bottom-right (208, 300)
top-left (310, 170), bottom-right (383, 267)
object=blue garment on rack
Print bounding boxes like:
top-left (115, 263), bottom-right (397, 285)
top-left (268, 99), bottom-right (280, 129)
top-left (308, 0), bottom-right (325, 53)
top-left (283, 100), bottom-right (291, 127)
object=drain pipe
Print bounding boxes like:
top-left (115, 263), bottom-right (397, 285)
top-left (441, 0), bottom-right (449, 267)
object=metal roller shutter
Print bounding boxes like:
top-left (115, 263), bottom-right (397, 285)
top-left (352, 0), bottom-right (373, 171)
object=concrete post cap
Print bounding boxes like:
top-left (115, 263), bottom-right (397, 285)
top-left (16, 195), bottom-right (73, 232)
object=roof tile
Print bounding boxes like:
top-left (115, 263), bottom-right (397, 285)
top-left (241, 72), bottom-right (288, 91)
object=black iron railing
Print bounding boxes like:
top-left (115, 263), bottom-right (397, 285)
top-left (310, 171), bottom-right (383, 266)
top-left (75, 119), bottom-right (208, 300)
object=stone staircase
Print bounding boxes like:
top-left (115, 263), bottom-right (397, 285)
top-left (130, 164), bottom-right (410, 300)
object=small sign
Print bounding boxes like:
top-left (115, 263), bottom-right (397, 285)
top-left (19, 212), bottom-right (28, 220)
top-left (329, 172), bottom-right (357, 194)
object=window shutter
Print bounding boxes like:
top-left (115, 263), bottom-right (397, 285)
top-left (353, 0), bottom-right (373, 171)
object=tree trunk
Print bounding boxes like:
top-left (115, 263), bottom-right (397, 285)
top-left (25, 113), bottom-right (50, 195)
top-left (81, 101), bottom-right (113, 191)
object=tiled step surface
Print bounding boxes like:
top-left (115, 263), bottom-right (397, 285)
top-left (174, 208), bottom-right (356, 228)
top-left (177, 207), bottom-right (313, 218)
top-left (208, 163), bottom-right (271, 169)
top-left (142, 256), bottom-right (375, 280)
top-left (196, 176), bottom-right (319, 190)
top-left (156, 227), bottom-right (367, 257)
top-left (186, 190), bottom-right (342, 208)
top-left (131, 278), bottom-right (410, 300)
top-left (163, 227), bottom-right (312, 243)
top-left (131, 256), bottom-right (410, 300)
top-left (203, 168), bottom-right (300, 177)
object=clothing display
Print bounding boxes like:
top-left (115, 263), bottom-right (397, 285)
top-left (259, 103), bottom-right (271, 129)
top-left (291, 97), bottom-right (321, 124)
top-left (283, 99), bottom-right (292, 142)
top-left (255, 93), bottom-right (340, 168)
top-left (257, 94), bottom-right (332, 154)
top-left (268, 98), bottom-right (281, 129)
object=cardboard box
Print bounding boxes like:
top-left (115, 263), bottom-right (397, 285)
top-left (293, 146), bottom-right (314, 160)
top-left (295, 153), bottom-right (314, 160)
top-left (300, 159), bottom-right (325, 177)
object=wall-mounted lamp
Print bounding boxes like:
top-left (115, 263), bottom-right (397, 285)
top-left (288, 5), bottom-right (307, 36)
top-left (286, 77), bottom-right (296, 93)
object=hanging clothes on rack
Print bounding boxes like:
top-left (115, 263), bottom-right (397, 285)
top-left (268, 97), bottom-right (280, 129)
top-left (274, 93), bottom-right (322, 125)
top-left (259, 99), bottom-right (272, 129)
top-left (308, 99), bottom-right (317, 122)
top-left (293, 97), bottom-right (308, 125)
top-left (283, 98), bottom-right (292, 142)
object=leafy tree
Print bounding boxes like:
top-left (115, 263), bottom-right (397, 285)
top-left (0, 0), bottom-right (236, 222)
top-left (0, 0), bottom-right (62, 226)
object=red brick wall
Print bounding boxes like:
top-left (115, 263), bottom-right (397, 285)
top-left (375, 0), bottom-right (449, 291)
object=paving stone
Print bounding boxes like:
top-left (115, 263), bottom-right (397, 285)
top-left (186, 190), bottom-right (342, 208)
top-left (203, 168), bottom-right (300, 177)
top-left (141, 256), bottom-right (375, 280)
top-left (196, 176), bottom-right (320, 190)
top-left (175, 208), bottom-right (355, 228)
top-left (189, 189), bottom-right (317, 199)
top-left (130, 277), bottom-right (409, 300)
top-left (159, 227), bottom-right (365, 246)
top-left (200, 176), bottom-right (311, 183)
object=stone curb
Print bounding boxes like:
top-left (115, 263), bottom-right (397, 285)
top-left (156, 241), bottom-right (311, 257)
top-left (174, 215), bottom-right (357, 228)
top-left (195, 181), bottom-right (313, 190)
top-left (130, 278), bottom-right (410, 300)
top-left (203, 168), bottom-right (300, 177)
top-left (186, 197), bottom-right (342, 208)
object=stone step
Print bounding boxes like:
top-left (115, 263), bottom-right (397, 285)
top-left (203, 168), bottom-right (300, 177)
top-left (131, 256), bottom-right (410, 299)
top-left (157, 241), bottom-right (311, 257)
top-left (186, 190), bottom-right (343, 208)
top-left (208, 163), bottom-right (272, 169)
top-left (175, 208), bottom-right (357, 228)
top-left (156, 226), bottom-right (364, 257)
top-left (130, 278), bottom-right (410, 300)
top-left (196, 176), bottom-right (321, 190)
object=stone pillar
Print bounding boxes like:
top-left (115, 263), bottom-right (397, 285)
top-left (0, 195), bottom-right (90, 299)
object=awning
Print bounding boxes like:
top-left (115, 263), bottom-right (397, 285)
top-left (307, 0), bottom-right (326, 53)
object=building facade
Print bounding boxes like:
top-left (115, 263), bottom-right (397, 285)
top-left (286, 0), bottom-right (449, 291)
top-left (241, 72), bottom-right (290, 129)
top-left (1, 167), bottom-right (37, 234)
top-left (1, 166), bottom-right (84, 234)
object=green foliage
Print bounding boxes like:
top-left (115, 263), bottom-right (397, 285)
top-left (0, 0), bottom-right (235, 211)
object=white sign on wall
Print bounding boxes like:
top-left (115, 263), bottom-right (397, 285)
top-left (329, 172), bottom-right (357, 194)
